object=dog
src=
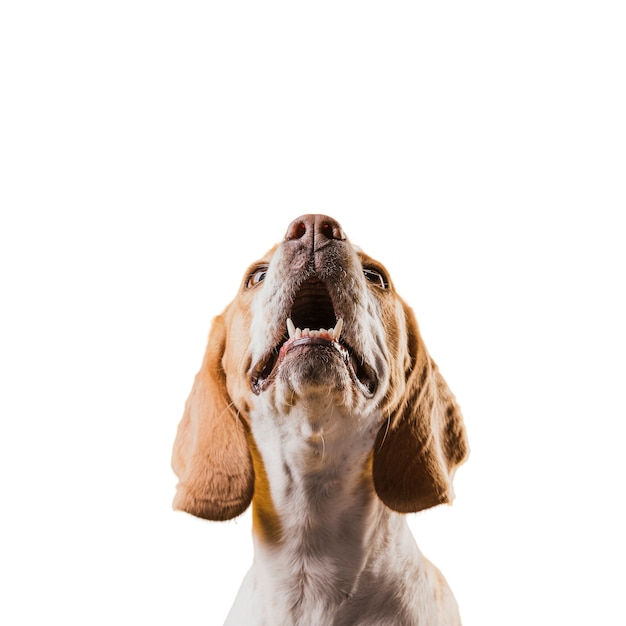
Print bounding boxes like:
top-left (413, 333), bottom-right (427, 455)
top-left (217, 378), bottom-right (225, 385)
top-left (172, 214), bottom-right (469, 625)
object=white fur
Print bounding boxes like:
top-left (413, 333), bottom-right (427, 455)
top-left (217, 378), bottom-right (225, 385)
top-left (226, 399), bottom-right (460, 625)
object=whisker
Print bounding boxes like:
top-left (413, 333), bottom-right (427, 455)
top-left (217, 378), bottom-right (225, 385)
top-left (377, 413), bottom-right (392, 450)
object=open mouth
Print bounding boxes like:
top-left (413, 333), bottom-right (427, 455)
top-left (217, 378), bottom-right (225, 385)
top-left (250, 278), bottom-right (377, 397)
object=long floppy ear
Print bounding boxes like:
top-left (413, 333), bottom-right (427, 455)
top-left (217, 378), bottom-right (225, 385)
top-left (171, 314), bottom-right (254, 521)
top-left (373, 303), bottom-right (469, 513)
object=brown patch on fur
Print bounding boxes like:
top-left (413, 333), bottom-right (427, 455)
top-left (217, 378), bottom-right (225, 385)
top-left (248, 435), bottom-right (283, 544)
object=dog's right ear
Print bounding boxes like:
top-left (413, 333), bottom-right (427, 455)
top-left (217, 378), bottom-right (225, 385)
top-left (171, 315), bottom-right (254, 521)
top-left (373, 301), bottom-right (469, 513)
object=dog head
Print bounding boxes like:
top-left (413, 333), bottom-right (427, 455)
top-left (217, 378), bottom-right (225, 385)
top-left (172, 214), bottom-right (468, 520)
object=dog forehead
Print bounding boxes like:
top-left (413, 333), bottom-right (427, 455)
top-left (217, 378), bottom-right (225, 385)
top-left (243, 244), bottom-right (278, 274)
top-left (356, 249), bottom-right (387, 270)
top-left (261, 243), bottom-right (279, 262)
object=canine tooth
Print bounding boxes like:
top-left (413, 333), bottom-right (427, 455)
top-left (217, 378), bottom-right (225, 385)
top-left (333, 318), bottom-right (343, 341)
top-left (287, 318), bottom-right (296, 339)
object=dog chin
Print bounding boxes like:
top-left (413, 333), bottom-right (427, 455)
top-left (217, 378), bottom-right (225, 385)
top-left (276, 347), bottom-right (353, 397)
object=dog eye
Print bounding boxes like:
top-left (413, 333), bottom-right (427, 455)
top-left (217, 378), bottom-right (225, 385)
top-left (246, 266), bottom-right (269, 288)
top-left (363, 267), bottom-right (389, 289)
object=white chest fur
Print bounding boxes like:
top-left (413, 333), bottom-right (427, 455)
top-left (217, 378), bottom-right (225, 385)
top-left (224, 400), bottom-right (460, 626)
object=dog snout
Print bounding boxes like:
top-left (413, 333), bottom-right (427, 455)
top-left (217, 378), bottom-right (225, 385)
top-left (279, 214), bottom-right (355, 283)
top-left (284, 214), bottom-right (346, 250)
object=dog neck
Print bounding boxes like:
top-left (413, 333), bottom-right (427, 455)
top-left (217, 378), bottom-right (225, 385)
top-left (246, 397), bottom-right (414, 618)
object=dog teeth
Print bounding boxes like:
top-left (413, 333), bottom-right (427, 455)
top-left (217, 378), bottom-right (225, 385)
top-left (286, 317), bottom-right (344, 342)
top-left (333, 318), bottom-right (343, 341)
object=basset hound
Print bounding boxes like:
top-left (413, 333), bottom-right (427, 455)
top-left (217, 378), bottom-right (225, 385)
top-left (172, 214), bottom-right (469, 625)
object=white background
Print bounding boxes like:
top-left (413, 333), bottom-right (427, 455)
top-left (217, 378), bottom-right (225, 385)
top-left (1, 2), bottom-right (624, 624)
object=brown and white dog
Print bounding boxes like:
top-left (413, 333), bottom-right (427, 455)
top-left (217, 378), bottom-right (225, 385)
top-left (172, 214), bottom-right (469, 625)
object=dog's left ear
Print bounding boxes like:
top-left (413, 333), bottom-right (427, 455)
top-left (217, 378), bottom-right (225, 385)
top-left (373, 302), bottom-right (469, 513)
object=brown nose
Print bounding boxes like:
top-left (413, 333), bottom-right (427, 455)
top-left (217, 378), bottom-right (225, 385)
top-left (284, 214), bottom-right (346, 245)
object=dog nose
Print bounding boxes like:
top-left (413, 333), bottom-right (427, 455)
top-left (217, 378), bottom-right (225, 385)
top-left (285, 214), bottom-right (346, 244)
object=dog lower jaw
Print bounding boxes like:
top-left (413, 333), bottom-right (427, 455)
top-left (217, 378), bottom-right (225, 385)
top-left (250, 341), bottom-right (377, 398)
